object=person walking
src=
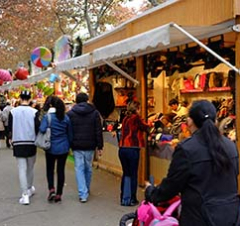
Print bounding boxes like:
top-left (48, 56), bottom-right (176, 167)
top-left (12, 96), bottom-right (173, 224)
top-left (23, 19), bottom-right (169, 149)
top-left (145, 100), bottom-right (240, 226)
top-left (39, 96), bottom-right (72, 203)
top-left (2, 101), bottom-right (13, 148)
top-left (67, 92), bottom-right (103, 203)
top-left (8, 90), bottom-right (40, 205)
top-left (119, 100), bottom-right (149, 206)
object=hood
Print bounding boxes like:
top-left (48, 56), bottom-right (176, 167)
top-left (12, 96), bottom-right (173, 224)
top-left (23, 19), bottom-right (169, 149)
top-left (71, 102), bottom-right (95, 115)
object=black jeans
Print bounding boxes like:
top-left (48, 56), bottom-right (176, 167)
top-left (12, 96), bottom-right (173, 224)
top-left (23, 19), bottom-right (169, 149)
top-left (118, 147), bottom-right (140, 204)
top-left (45, 152), bottom-right (68, 196)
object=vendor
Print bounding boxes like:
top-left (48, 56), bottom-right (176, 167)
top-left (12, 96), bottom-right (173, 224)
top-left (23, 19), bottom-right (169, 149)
top-left (168, 98), bottom-right (188, 117)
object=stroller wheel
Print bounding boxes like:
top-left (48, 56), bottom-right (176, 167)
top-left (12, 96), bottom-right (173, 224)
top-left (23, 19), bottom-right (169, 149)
top-left (119, 212), bottom-right (136, 226)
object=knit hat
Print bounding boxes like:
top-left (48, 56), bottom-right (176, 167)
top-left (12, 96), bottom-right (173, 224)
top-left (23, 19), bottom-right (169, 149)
top-left (76, 93), bottom-right (89, 104)
top-left (20, 90), bottom-right (31, 100)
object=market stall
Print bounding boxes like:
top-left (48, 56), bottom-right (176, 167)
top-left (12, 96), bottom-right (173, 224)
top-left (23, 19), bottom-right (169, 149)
top-left (82, 0), bottom-right (240, 186)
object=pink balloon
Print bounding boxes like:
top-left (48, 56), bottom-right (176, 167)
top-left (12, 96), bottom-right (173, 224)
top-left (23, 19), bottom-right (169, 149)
top-left (0, 69), bottom-right (12, 81)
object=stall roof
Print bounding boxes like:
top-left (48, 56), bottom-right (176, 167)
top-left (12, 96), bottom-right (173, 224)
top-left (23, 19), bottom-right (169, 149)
top-left (91, 20), bottom-right (235, 67)
top-left (0, 53), bottom-right (91, 90)
top-left (55, 53), bottom-right (91, 72)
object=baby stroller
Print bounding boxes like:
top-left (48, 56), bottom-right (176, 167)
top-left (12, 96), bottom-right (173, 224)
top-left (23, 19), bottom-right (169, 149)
top-left (119, 196), bottom-right (181, 226)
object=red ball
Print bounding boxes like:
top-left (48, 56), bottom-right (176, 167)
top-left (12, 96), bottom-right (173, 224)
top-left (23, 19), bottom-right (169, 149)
top-left (15, 67), bottom-right (29, 80)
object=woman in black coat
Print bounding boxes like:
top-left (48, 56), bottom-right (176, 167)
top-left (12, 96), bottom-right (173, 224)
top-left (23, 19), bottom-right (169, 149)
top-left (146, 100), bottom-right (240, 226)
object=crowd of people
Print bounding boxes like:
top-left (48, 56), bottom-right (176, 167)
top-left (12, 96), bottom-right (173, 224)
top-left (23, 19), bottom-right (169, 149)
top-left (2, 90), bottom-right (103, 206)
top-left (1, 90), bottom-right (240, 225)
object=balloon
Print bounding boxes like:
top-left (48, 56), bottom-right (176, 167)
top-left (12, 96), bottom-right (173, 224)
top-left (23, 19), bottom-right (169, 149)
top-left (31, 46), bottom-right (52, 68)
top-left (0, 69), bottom-right (12, 81)
top-left (15, 67), bottom-right (29, 80)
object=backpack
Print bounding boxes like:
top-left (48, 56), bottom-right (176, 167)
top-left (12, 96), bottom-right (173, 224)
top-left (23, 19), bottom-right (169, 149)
top-left (138, 199), bottom-right (181, 226)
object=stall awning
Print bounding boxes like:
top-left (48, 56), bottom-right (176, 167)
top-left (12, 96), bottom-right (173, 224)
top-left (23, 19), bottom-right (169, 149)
top-left (92, 20), bottom-right (235, 65)
top-left (0, 53), bottom-right (91, 90)
top-left (0, 68), bottom-right (54, 90)
top-left (55, 53), bottom-right (91, 72)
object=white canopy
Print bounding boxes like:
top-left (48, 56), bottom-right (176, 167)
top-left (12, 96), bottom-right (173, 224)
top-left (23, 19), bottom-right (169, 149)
top-left (0, 53), bottom-right (91, 90)
top-left (92, 20), bottom-right (235, 65)
top-left (55, 53), bottom-right (91, 72)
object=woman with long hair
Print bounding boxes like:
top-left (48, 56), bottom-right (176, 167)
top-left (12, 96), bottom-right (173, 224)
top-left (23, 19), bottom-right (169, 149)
top-left (39, 96), bottom-right (72, 203)
top-left (119, 100), bottom-right (149, 206)
top-left (146, 100), bottom-right (240, 225)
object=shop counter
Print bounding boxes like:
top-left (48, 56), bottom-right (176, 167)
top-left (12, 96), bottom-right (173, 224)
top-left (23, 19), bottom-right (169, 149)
top-left (93, 132), bottom-right (122, 176)
top-left (148, 142), bottom-right (174, 184)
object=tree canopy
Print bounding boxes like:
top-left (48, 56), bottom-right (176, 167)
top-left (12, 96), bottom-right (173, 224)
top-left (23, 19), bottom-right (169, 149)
top-left (0, 0), bottom-right (165, 70)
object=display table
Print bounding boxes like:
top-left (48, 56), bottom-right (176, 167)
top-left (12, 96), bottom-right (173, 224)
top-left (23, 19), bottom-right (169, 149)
top-left (148, 142), bottom-right (174, 160)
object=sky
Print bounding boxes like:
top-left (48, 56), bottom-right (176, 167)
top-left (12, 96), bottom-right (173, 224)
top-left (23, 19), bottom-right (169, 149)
top-left (124, 0), bottom-right (146, 10)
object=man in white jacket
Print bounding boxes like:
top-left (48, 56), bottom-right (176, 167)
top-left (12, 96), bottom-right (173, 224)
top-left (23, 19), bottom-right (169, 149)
top-left (8, 91), bottom-right (40, 205)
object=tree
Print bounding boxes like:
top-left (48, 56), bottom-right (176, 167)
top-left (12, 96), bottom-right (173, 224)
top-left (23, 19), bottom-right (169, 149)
top-left (53, 0), bottom-right (138, 38)
top-left (0, 0), bottom-right (64, 70)
top-left (0, 0), bottom-right (160, 70)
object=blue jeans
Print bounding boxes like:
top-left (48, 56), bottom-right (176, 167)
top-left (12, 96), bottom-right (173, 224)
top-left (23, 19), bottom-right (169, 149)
top-left (118, 147), bottom-right (140, 204)
top-left (73, 150), bottom-right (94, 199)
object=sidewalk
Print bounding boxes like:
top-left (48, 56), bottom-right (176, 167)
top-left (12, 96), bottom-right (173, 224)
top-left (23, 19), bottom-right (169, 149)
top-left (0, 147), bottom-right (144, 226)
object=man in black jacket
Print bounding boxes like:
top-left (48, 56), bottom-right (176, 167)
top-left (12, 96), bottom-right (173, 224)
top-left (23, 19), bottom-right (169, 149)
top-left (67, 92), bottom-right (103, 203)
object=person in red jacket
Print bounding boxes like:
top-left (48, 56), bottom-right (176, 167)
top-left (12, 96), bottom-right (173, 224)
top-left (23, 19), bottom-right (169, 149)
top-left (119, 100), bottom-right (149, 206)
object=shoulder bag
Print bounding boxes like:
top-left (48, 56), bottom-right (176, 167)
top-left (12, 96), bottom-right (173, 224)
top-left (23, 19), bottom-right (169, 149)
top-left (35, 114), bottom-right (51, 150)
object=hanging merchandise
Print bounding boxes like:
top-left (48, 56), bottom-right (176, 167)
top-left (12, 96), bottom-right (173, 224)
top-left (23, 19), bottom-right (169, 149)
top-left (42, 86), bottom-right (54, 96)
top-left (15, 67), bottom-right (29, 80)
top-left (93, 81), bottom-right (115, 119)
top-left (54, 35), bottom-right (73, 62)
top-left (49, 73), bottom-right (60, 83)
top-left (36, 81), bottom-right (54, 96)
top-left (0, 69), bottom-right (12, 81)
top-left (31, 46), bottom-right (52, 68)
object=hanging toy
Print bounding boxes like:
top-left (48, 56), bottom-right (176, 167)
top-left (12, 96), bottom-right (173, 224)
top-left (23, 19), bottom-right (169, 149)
top-left (0, 69), bottom-right (12, 81)
top-left (49, 73), bottom-right (60, 83)
top-left (15, 67), bottom-right (29, 80)
top-left (31, 46), bottom-right (52, 68)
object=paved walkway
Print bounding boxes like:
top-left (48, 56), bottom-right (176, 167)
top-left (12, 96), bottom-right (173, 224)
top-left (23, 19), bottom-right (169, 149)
top-left (0, 147), bottom-right (144, 226)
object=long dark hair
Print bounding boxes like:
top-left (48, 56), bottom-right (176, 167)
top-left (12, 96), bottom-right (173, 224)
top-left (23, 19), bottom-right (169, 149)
top-left (189, 100), bottom-right (231, 172)
top-left (43, 95), bottom-right (65, 121)
top-left (42, 95), bottom-right (53, 112)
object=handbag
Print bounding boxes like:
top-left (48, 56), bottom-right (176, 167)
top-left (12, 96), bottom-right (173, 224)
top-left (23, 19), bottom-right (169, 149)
top-left (35, 114), bottom-right (51, 150)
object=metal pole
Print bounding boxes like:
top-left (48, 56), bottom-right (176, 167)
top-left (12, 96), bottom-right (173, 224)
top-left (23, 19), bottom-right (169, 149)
top-left (103, 60), bottom-right (139, 85)
top-left (171, 23), bottom-right (240, 74)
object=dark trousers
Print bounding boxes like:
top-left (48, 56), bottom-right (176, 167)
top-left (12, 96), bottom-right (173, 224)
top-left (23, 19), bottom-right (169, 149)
top-left (118, 147), bottom-right (140, 204)
top-left (4, 126), bottom-right (10, 147)
top-left (45, 152), bottom-right (68, 196)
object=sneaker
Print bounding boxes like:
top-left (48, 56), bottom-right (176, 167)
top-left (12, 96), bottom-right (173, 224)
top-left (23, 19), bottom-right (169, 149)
top-left (54, 195), bottom-right (62, 203)
top-left (79, 198), bottom-right (87, 203)
top-left (19, 194), bottom-right (30, 205)
top-left (27, 186), bottom-right (35, 197)
top-left (48, 189), bottom-right (56, 202)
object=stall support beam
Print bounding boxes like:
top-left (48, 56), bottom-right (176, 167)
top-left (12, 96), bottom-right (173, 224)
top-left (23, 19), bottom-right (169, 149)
top-left (103, 60), bottom-right (139, 85)
top-left (172, 23), bottom-right (240, 74)
top-left (136, 56), bottom-right (147, 186)
top-left (89, 69), bottom-right (95, 103)
top-left (235, 16), bottom-right (240, 192)
top-left (62, 71), bottom-right (77, 81)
